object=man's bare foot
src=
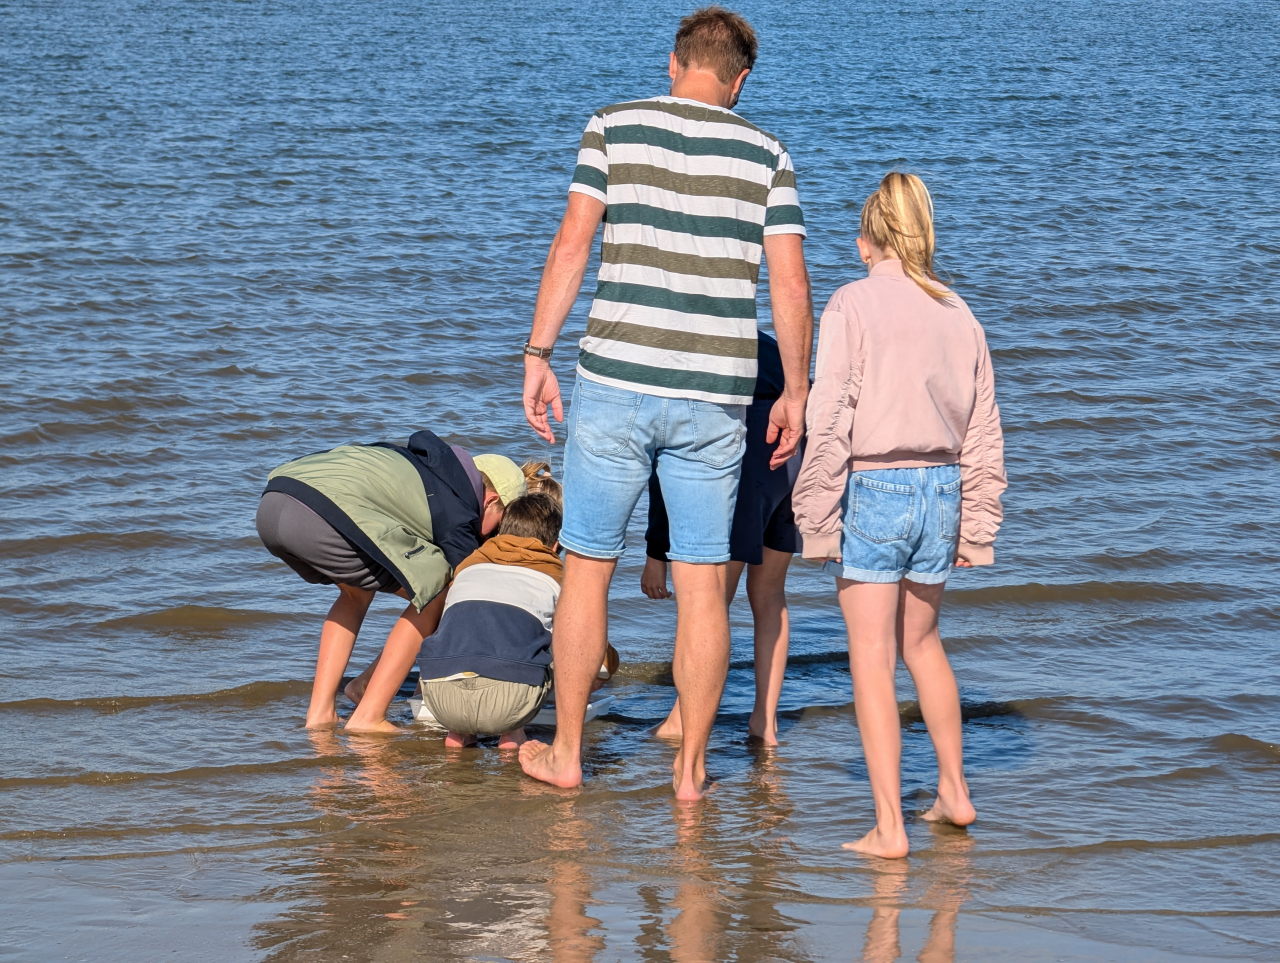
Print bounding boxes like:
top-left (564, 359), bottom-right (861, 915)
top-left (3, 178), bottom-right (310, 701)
top-left (671, 750), bottom-right (709, 802)
top-left (343, 717), bottom-right (400, 735)
top-left (653, 710), bottom-right (683, 741)
top-left (519, 739), bottom-right (582, 788)
top-left (842, 825), bottom-right (910, 859)
top-left (305, 711), bottom-right (340, 729)
top-left (921, 789), bottom-right (977, 827)
top-left (497, 728), bottom-right (527, 751)
top-left (443, 731), bottom-right (476, 748)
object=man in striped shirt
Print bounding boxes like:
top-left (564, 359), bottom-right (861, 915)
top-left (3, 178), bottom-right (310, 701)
top-left (520, 6), bottom-right (813, 800)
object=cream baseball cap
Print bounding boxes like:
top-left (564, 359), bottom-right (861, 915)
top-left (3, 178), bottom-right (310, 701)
top-left (472, 454), bottom-right (526, 506)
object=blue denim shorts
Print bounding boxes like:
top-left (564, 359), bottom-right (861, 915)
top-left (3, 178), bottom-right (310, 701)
top-left (824, 465), bottom-right (962, 584)
top-left (561, 378), bottom-right (746, 563)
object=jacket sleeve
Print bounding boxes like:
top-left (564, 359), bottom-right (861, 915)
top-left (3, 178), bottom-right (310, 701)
top-left (791, 293), bottom-right (862, 559)
top-left (957, 323), bottom-right (1007, 565)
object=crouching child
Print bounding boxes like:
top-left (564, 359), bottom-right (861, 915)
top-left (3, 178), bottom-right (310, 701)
top-left (417, 491), bottom-right (563, 749)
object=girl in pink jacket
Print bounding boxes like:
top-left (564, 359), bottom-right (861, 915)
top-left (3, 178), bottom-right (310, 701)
top-left (792, 172), bottom-right (1006, 858)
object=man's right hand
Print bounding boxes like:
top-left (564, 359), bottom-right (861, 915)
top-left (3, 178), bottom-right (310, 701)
top-left (523, 357), bottom-right (564, 444)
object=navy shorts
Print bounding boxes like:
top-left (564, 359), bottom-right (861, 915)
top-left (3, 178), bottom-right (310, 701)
top-left (730, 397), bottom-right (800, 565)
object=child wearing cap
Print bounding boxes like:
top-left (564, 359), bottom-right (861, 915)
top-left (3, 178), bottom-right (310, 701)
top-left (255, 428), bottom-right (532, 732)
top-left (417, 484), bottom-right (619, 749)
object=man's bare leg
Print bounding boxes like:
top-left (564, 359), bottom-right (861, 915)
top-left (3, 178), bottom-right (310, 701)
top-left (670, 560), bottom-right (731, 801)
top-left (520, 552), bottom-right (615, 787)
top-left (837, 578), bottom-right (910, 858)
top-left (746, 548), bottom-right (792, 745)
top-left (898, 580), bottom-right (977, 827)
top-left (307, 584), bottom-right (374, 728)
top-left (345, 593), bottom-right (445, 734)
top-left (655, 561), bottom-right (743, 741)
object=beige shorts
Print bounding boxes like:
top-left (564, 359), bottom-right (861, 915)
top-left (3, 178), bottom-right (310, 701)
top-left (419, 674), bottom-right (552, 736)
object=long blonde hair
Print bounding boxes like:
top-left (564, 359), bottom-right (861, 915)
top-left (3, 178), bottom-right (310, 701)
top-left (520, 460), bottom-right (562, 508)
top-left (860, 172), bottom-right (949, 300)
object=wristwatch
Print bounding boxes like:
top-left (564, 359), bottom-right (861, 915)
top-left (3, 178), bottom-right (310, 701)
top-left (523, 341), bottom-right (554, 360)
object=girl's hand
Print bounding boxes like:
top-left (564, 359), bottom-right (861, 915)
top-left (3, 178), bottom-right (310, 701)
top-left (641, 558), bottom-right (672, 599)
top-left (954, 556), bottom-right (972, 568)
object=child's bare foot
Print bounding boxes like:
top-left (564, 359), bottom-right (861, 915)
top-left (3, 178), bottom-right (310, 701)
top-left (843, 825), bottom-right (910, 859)
top-left (747, 711), bottom-right (778, 746)
top-left (443, 731), bottom-right (476, 748)
top-left (343, 676), bottom-right (368, 705)
top-left (519, 739), bottom-right (582, 788)
top-left (497, 728), bottom-right (527, 751)
top-left (653, 717), bottom-right (683, 740)
top-left (344, 717), bottom-right (400, 735)
top-left (921, 787), bottom-right (977, 827)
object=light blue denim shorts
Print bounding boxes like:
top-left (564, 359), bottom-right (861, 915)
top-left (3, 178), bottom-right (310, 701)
top-left (561, 378), bottom-right (746, 563)
top-left (824, 465), bottom-right (962, 584)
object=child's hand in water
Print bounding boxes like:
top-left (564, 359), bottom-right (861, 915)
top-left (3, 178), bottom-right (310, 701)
top-left (641, 558), bottom-right (672, 599)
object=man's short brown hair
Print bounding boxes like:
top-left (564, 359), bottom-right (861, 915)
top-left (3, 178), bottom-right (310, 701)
top-left (674, 6), bottom-right (757, 84)
top-left (499, 492), bottom-right (562, 548)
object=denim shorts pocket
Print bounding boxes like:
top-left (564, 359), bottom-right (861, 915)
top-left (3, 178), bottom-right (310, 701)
top-left (850, 476), bottom-right (915, 543)
top-left (687, 401), bottom-right (747, 468)
top-left (571, 382), bottom-right (641, 456)
top-left (935, 476), bottom-right (962, 539)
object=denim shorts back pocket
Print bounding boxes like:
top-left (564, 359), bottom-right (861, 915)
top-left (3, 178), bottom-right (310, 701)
top-left (935, 475), bottom-right (962, 540)
top-left (686, 400), bottom-right (747, 469)
top-left (571, 382), bottom-right (642, 456)
top-left (850, 475), bottom-right (915, 543)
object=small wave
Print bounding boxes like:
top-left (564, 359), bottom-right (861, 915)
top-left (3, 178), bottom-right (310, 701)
top-left (951, 580), bottom-right (1227, 606)
top-left (97, 604), bottom-right (304, 633)
top-left (0, 529), bottom-right (187, 556)
top-left (1211, 733), bottom-right (1280, 762)
top-left (0, 755), bottom-right (333, 792)
top-left (0, 679), bottom-right (308, 715)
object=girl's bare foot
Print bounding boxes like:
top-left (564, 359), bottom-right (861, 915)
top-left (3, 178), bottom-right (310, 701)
top-left (443, 731), bottom-right (476, 748)
top-left (344, 718), bottom-right (400, 735)
top-left (921, 791), bottom-right (977, 827)
top-left (519, 739), bottom-right (582, 788)
top-left (843, 825), bottom-right (910, 859)
top-left (305, 711), bottom-right (340, 729)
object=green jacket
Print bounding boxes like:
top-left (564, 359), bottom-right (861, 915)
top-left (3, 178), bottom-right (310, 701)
top-left (265, 431), bottom-right (481, 610)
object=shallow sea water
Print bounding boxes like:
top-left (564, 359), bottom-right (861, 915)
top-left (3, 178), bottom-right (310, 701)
top-left (2, 0), bottom-right (1278, 959)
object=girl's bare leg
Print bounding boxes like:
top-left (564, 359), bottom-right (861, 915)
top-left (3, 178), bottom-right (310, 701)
top-left (898, 580), bottom-right (976, 827)
top-left (345, 593), bottom-right (446, 734)
top-left (746, 548), bottom-right (792, 745)
top-left (655, 561), bottom-right (746, 741)
top-left (307, 584), bottom-right (374, 728)
top-left (838, 578), bottom-right (910, 858)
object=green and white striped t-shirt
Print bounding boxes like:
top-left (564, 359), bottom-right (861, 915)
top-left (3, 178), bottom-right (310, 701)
top-left (568, 96), bottom-right (806, 405)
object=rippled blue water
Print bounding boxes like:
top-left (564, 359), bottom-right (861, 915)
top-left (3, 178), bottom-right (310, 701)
top-left (2, 0), bottom-right (1278, 959)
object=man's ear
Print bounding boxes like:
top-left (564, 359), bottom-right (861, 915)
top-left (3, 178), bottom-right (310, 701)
top-left (731, 67), bottom-right (750, 100)
top-left (668, 51), bottom-right (679, 80)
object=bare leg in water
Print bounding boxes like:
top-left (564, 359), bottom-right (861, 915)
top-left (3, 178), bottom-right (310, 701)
top-left (838, 578), bottom-right (910, 859)
top-left (306, 584), bottom-right (374, 728)
top-left (519, 553), bottom-right (614, 788)
top-left (657, 549), bottom-right (792, 746)
top-left (344, 592), bottom-right (446, 734)
top-left (898, 580), bottom-right (976, 828)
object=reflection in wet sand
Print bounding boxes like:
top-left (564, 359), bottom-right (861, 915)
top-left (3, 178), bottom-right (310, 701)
top-left (860, 825), bottom-right (973, 963)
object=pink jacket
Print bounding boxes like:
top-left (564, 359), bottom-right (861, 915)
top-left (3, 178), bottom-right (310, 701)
top-left (792, 259), bottom-right (1006, 565)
